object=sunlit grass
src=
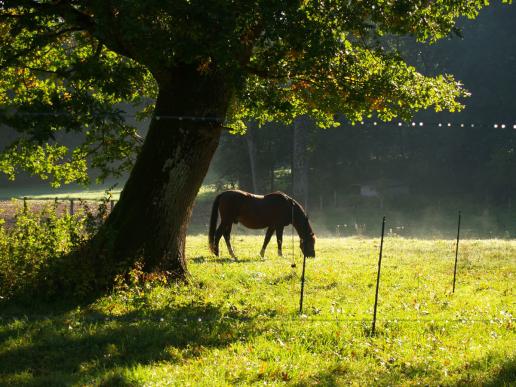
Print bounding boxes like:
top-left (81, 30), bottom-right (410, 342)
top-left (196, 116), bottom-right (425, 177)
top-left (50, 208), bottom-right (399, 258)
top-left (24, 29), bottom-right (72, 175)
top-left (26, 188), bottom-right (121, 201)
top-left (0, 236), bottom-right (514, 385)
top-left (0, 186), bottom-right (122, 200)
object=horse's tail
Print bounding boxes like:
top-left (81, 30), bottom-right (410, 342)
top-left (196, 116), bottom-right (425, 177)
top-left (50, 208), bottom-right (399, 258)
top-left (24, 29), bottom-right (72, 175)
top-left (208, 194), bottom-right (221, 253)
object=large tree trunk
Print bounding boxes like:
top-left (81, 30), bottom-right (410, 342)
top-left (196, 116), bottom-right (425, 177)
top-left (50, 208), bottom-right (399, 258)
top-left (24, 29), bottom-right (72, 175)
top-left (86, 65), bottom-right (230, 289)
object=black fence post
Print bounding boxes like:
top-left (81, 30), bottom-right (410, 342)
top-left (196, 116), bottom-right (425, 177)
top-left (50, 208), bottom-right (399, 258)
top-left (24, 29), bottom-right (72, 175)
top-left (23, 197), bottom-right (28, 214)
top-left (452, 211), bottom-right (461, 293)
top-left (69, 199), bottom-right (74, 216)
top-left (372, 216), bottom-right (386, 335)
top-left (299, 254), bottom-right (307, 314)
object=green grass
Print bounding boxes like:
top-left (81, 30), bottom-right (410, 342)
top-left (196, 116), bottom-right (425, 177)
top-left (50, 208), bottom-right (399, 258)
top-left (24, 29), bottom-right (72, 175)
top-left (1, 236), bottom-right (515, 386)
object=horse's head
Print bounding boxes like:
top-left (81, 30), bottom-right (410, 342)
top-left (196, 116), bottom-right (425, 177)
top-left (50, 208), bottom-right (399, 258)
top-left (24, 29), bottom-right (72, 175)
top-left (300, 233), bottom-right (316, 258)
top-left (290, 198), bottom-right (316, 257)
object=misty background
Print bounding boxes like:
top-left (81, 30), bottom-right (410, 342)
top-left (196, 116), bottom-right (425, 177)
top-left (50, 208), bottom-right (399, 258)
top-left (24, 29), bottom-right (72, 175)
top-left (1, 3), bottom-right (515, 238)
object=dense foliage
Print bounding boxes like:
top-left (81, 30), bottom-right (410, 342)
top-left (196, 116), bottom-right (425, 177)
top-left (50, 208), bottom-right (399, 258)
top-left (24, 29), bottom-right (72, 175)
top-left (0, 200), bottom-right (109, 299)
top-left (1, 1), bottom-right (508, 184)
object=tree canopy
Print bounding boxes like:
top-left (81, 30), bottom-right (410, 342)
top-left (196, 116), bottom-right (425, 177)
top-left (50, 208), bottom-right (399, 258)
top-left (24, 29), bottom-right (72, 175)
top-left (1, 0), bottom-right (506, 185)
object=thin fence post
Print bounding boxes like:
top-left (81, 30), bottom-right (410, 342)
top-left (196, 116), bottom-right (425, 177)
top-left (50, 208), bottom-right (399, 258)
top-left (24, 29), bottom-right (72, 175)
top-left (23, 197), bottom-right (28, 214)
top-left (452, 211), bottom-right (461, 293)
top-left (299, 254), bottom-right (307, 314)
top-left (372, 216), bottom-right (386, 335)
top-left (290, 200), bottom-right (296, 268)
top-left (69, 199), bottom-right (74, 216)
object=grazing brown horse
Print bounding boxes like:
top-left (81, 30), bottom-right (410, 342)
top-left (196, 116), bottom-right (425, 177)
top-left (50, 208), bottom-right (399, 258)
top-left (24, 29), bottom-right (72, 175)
top-left (209, 190), bottom-right (315, 259)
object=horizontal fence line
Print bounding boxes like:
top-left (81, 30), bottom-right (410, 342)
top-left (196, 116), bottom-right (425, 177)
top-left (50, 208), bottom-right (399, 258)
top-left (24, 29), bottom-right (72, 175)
top-left (2, 111), bottom-right (515, 128)
top-left (20, 315), bottom-right (511, 325)
top-left (15, 197), bottom-right (116, 201)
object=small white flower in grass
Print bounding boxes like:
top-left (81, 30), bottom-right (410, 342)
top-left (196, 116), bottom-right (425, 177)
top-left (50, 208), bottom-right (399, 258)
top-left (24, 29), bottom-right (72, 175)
top-left (160, 317), bottom-right (164, 322)
top-left (198, 317), bottom-right (202, 322)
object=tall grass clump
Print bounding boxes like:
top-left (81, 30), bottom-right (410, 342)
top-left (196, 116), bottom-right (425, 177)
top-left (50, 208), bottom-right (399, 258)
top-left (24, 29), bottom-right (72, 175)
top-left (0, 200), bottom-right (108, 301)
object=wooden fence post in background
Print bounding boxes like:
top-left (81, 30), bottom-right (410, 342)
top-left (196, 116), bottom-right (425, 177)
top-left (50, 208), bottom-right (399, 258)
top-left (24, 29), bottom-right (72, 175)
top-left (69, 199), bottom-right (74, 216)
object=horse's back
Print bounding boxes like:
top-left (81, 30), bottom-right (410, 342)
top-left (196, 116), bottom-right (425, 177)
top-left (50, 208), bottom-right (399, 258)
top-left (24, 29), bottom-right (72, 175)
top-left (217, 190), bottom-right (291, 229)
top-left (220, 189), bottom-right (264, 200)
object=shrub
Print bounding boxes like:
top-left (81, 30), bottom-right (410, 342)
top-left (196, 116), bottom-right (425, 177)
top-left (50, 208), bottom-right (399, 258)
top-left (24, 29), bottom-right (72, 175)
top-left (0, 200), bottom-right (109, 301)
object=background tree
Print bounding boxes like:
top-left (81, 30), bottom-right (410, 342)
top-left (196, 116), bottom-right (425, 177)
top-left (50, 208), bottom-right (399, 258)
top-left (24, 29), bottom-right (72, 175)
top-left (0, 0), bottom-right (506, 290)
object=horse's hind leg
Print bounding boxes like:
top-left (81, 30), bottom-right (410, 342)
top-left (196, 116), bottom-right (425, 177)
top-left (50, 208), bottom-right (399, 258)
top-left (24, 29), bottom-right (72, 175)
top-left (213, 223), bottom-right (226, 256)
top-left (260, 227), bottom-right (275, 258)
top-left (276, 226), bottom-right (284, 257)
top-left (223, 224), bottom-right (237, 260)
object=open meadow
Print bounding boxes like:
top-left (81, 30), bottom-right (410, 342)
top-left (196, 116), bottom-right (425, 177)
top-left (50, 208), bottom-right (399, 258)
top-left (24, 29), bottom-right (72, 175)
top-left (1, 235), bottom-right (514, 386)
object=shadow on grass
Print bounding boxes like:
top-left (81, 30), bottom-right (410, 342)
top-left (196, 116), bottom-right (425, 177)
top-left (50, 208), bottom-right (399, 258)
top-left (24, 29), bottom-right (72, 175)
top-left (369, 353), bottom-right (516, 386)
top-left (196, 256), bottom-right (266, 264)
top-left (291, 355), bottom-right (515, 386)
top-left (468, 356), bottom-right (516, 386)
top-left (292, 365), bottom-right (347, 386)
top-left (0, 301), bottom-right (257, 385)
top-left (193, 254), bottom-right (296, 265)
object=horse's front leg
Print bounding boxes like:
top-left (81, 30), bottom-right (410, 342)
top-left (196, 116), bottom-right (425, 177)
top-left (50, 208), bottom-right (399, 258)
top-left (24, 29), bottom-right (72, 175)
top-left (260, 227), bottom-right (275, 258)
top-left (276, 226), bottom-right (284, 257)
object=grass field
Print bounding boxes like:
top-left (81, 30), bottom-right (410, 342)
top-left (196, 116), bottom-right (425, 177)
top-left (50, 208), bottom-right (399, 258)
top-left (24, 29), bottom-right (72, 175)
top-left (0, 236), bottom-right (514, 386)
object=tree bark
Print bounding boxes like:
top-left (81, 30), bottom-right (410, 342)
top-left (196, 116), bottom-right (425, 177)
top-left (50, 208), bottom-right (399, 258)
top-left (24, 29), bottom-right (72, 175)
top-left (85, 65), bottom-right (230, 289)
